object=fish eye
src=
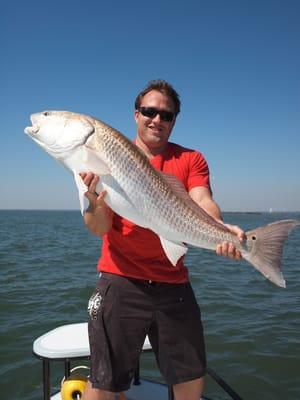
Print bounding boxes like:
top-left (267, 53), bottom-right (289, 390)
top-left (251, 235), bottom-right (257, 241)
top-left (43, 111), bottom-right (50, 116)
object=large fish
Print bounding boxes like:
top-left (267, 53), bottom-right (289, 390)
top-left (25, 110), bottom-right (299, 288)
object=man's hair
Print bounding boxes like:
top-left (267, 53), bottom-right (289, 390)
top-left (135, 80), bottom-right (181, 116)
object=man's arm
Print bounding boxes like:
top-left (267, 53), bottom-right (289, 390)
top-left (189, 186), bottom-right (245, 259)
top-left (80, 173), bottom-right (113, 237)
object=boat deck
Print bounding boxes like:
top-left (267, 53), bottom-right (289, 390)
top-left (51, 379), bottom-right (171, 400)
top-left (33, 322), bottom-right (241, 400)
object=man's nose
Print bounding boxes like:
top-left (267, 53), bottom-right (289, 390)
top-left (152, 113), bottom-right (161, 122)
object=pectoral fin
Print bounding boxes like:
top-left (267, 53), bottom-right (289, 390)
top-left (73, 171), bottom-right (89, 215)
top-left (159, 237), bottom-right (188, 266)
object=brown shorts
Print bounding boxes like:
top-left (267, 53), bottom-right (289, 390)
top-left (87, 273), bottom-right (206, 392)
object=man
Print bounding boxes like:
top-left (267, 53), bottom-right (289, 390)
top-left (81, 80), bottom-right (244, 400)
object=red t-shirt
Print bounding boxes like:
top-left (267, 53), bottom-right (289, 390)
top-left (97, 142), bottom-right (211, 283)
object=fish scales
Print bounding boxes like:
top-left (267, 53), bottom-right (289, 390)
top-left (92, 119), bottom-right (241, 247)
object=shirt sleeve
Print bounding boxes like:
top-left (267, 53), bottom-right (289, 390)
top-left (187, 151), bottom-right (211, 192)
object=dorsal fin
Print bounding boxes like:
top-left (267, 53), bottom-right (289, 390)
top-left (159, 172), bottom-right (230, 232)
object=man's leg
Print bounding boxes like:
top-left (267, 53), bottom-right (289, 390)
top-left (82, 381), bottom-right (126, 400)
top-left (83, 376), bottom-right (204, 400)
top-left (173, 377), bottom-right (205, 400)
top-left (87, 275), bottom-right (152, 399)
top-left (148, 282), bottom-right (206, 400)
top-left (82, 381), bottom-right (114, 400)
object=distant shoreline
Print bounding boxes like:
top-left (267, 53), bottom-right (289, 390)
top-left (1, 209), bottom-right (299, 214)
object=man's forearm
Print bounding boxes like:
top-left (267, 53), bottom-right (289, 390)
top-left (198, 197), bottom-right (224, 223)
top-left (83, 203), bottom-right (113, 237)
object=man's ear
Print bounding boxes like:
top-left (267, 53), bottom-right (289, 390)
top-left (134, 109), bottom-right (139, 123)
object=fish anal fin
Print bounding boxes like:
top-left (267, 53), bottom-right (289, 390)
top-left (159, 236), bottom-right (188, 266)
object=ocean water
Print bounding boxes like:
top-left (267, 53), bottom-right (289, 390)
top-left (0, 210), bottom-right (299, 400)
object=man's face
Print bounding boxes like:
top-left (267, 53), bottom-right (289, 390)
top-left (134, 90), bottom-right (176, 152)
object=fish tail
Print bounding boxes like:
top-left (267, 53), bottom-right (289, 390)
top-left (243, 219), bottom-right (300, 288)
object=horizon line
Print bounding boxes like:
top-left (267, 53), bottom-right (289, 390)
top-left (1, 208), bottom-right (299, 213)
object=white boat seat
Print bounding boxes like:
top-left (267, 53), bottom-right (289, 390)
top-left (33, 322), bottom-right (152, 359)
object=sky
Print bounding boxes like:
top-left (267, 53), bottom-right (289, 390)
top-left (1, 0), bottom-right (299, 212)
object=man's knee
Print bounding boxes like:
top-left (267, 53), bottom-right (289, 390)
top-left (173, 377), bottom-right (205, 400)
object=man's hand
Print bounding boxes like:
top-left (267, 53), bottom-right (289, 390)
top-left (216, 224), bottom-right (246, 260)
top-left (80, 172), bottom-right (108, 211)
top-left (189, 187), bottom-right (246, 261)
top-left (79, 172), bottom-right (113, 236)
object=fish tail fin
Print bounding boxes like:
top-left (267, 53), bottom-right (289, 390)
top-left (243, 219), bottom-right (300, 288)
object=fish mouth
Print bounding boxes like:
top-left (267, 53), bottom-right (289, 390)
top-left (24, 125), bottom-right (39, 136)
top-left (25, 115), bottom-right (40, 136)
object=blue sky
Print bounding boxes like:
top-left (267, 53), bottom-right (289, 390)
top-left (1, 0), bottom-right (299, 211)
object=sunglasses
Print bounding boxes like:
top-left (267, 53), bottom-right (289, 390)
top-left (137, 107), bottom-right (175, 122)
